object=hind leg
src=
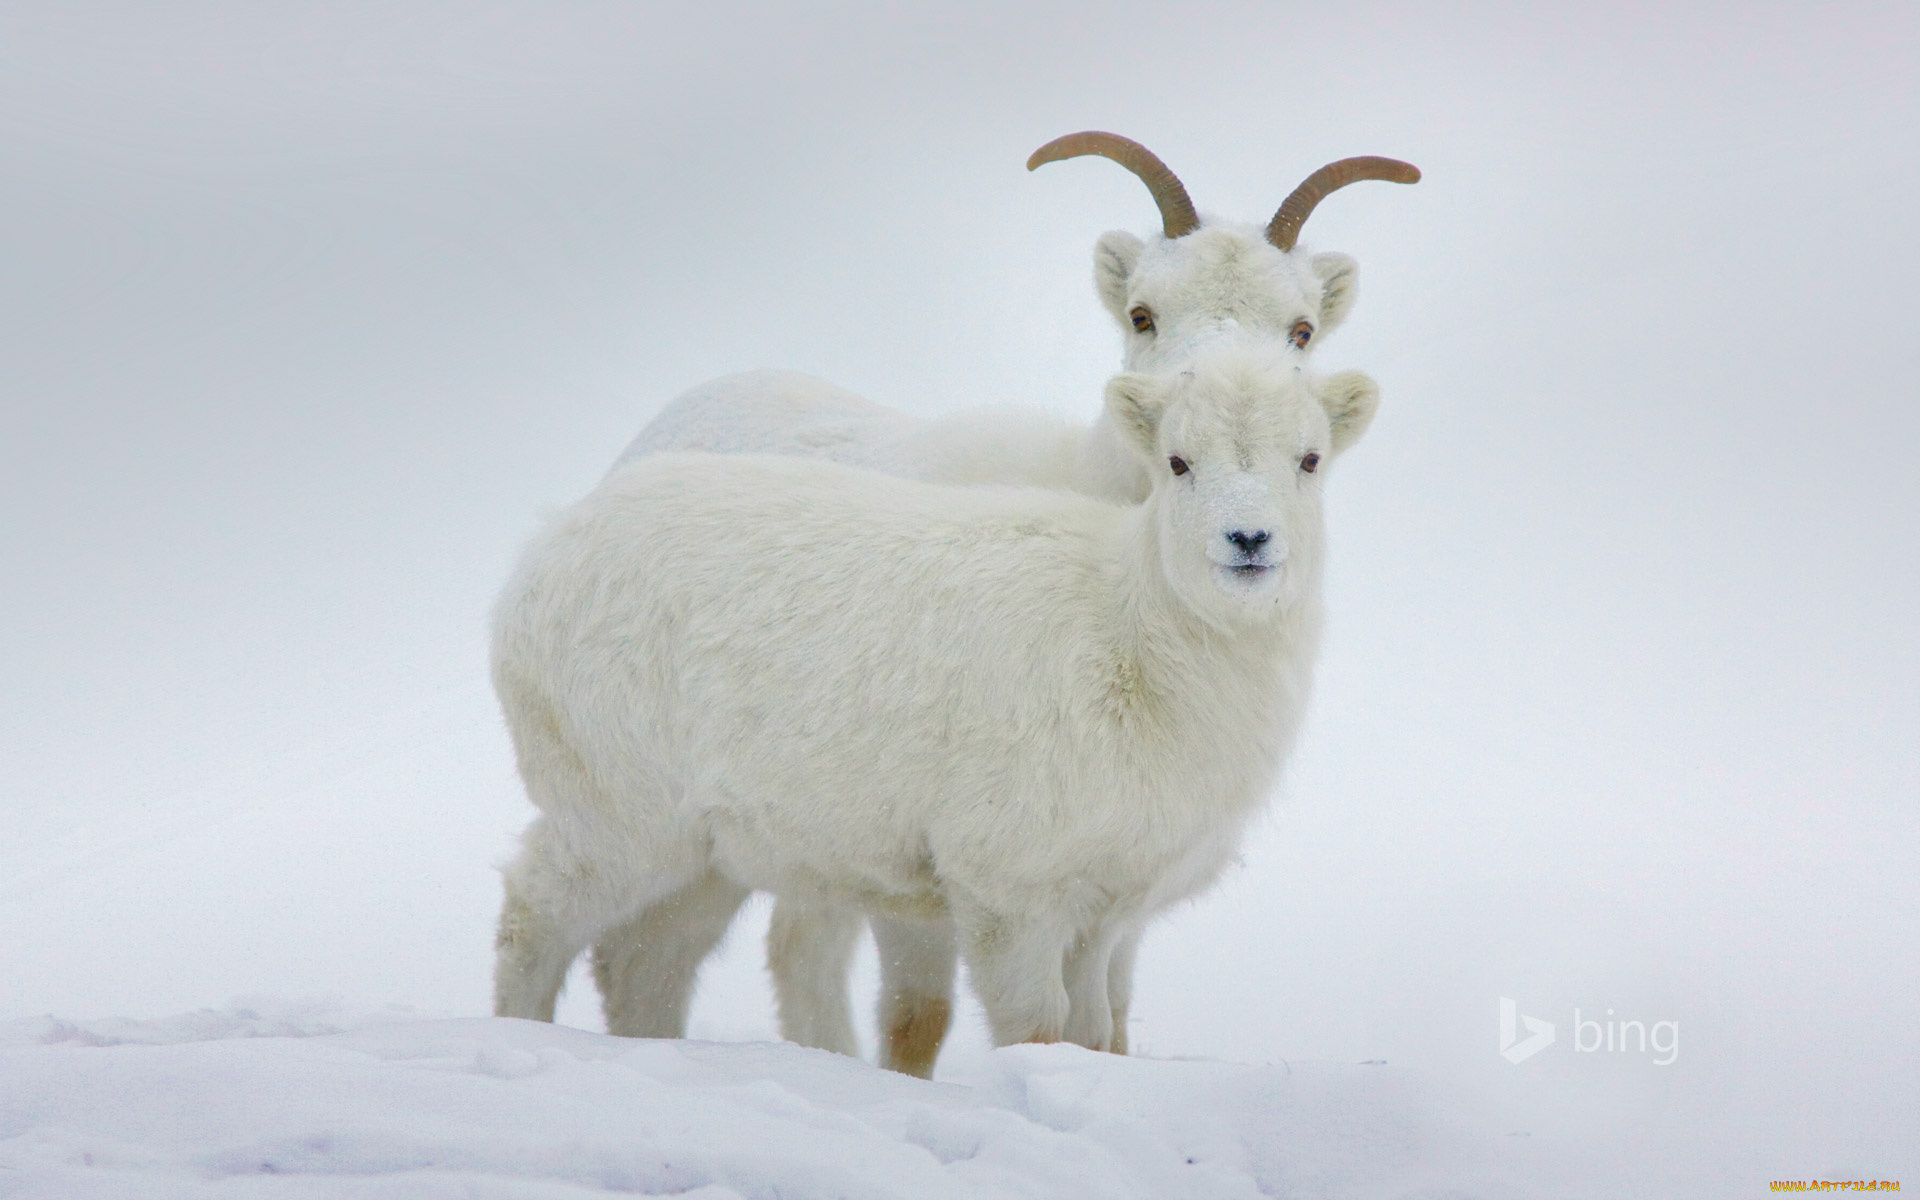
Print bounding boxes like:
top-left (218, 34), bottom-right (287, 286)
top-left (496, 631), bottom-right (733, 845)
top-left (872, 915), bottom-right (956, 1078)
top-left (766, 892), bottom-right (863, 1057)
top-left (494, 814), bottom-right (667, 1022)
top-left (592, 869), bottom-right (750, 1038)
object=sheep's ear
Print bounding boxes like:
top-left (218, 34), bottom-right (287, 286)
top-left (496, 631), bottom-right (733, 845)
top-left (1310, 252), bottom-right (1359, 337)
top-left (1094, 231), bottom-right (1145, 324)
top-left (1104, 372), bottom-right (1167, 457)
top-left (1315, 369), bottom-right (1379, 456)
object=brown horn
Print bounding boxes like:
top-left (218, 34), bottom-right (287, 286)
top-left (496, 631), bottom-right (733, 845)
top-left (1265, 157), bottom-right (1421, 252)
top-left (1027, 131), bottom-right (1201, 239)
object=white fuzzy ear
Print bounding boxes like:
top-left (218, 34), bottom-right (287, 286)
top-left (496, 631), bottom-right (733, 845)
top-left (1315, 369), bottom-right (1379, 456)
top-left (1310, 252), bottom-right (1359, 337)
top-left (1104, 372), bottom-right (1166, 458)
top-left (1094, 231), bottom-right (1145, 324)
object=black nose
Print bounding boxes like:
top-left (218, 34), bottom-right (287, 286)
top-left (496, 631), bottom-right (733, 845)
top-left (1227, 530), bottom-right (1270, 555)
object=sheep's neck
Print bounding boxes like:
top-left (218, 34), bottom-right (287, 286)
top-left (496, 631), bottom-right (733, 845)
top-left (1103, 504), bottom-right (1317, 736)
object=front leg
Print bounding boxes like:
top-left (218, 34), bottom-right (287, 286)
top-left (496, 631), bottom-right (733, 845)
top-left (1061, 927), bottom-right (1119, 1052)
top-left (952, 904), bottom-right (1073, 1046)
top-left (872, 915), bottom-right (956, 1078)
top-left (1104, 929), bottom-right (1141, 1055)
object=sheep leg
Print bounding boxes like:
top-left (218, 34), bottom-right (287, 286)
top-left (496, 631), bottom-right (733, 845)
top-left (1061, 929), bottom-right (1119, 1052)
top-left (1105, 930), bottom-right (1141, 1055)
top-left (765, 892), bottom-right (863, 1057)
top-left (494, 814), bottom-right (655, 1023)
top-left (872, 915), bottom-right (956, 1078)
top-left (493, 893), bottom-right (577, 1023)
top-left (592, 869), bottom-right (750, 1039)
top-left (954, 906), bottom-right (1073, 1046)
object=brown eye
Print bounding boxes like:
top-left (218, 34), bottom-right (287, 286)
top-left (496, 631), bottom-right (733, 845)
top-left (1300, 452), bottom-right (1321, 473)
top-left (1129, 305), bottom-right (1155, 334)
top-left (1289, 320), bottom-right (1314, 349)
top-left (1169, 455), bottom-right (1189, 476)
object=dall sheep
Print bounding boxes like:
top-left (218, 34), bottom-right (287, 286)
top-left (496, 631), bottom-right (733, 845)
top-left (492, 351), bottom-right (1379, 1059)
top-left (617, 134), bottom-right (1417, 511)
top-left (588, 133), bottom-right (1416, 1074)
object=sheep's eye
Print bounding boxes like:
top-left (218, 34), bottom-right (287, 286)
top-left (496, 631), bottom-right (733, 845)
top-left (1300, 452), bottom-right (1321, 473)
top-left (1129, 305), bottom-right (1155, 334)
top-left (1289, 320), bottom-right (1314, 349)
top-left (1169, 455), bottom-right (1189, 476)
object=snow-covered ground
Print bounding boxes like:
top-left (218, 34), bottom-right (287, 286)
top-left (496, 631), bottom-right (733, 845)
top-left (3, 3), bottom-right (1916, 1195)
top-left (2, 1001), bottom-right (1659, 1199)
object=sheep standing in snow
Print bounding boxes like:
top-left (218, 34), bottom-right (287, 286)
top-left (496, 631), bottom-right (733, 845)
top-left (583, 134), bottom-right (1417, 1076)
top-left (492, 351), bottom-right (1379, 1057)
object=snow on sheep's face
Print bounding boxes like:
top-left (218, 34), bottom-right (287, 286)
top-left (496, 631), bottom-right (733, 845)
top-left (1105, 352), bottom-right (1378, 627)
top-left (1093, 223), bottom-right (1358, 375)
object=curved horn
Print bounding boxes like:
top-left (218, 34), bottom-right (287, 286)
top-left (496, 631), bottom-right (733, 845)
top-left (1265, 157), bottom-right (1422, 252)
top-left (1027, 131), bottom-right (1200, 239)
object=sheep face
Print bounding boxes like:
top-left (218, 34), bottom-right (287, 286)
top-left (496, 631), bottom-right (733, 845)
top-left (1106, 357), bottom-right (1378, 626)
top-left (1093, 223), bottom-right (1357, 372)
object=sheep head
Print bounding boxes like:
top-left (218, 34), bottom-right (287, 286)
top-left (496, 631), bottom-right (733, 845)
top-left (1029, 132), bottom-right (1418, 372)
top-left (1106, 353), bottom-right (1378, 625)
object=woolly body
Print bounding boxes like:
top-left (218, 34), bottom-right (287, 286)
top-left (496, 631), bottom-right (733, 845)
top-left (499, 459), bottom-right (1294, 935)
top-left (493, 356), bottom-right (1376, 1049)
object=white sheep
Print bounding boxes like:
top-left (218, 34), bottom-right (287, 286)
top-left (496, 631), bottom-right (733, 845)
top-left (616, 133), bottom-right (1418, 508)
top-left (619, 139), bottom-right (1408, 1068)
top-left (492, 350), bottom-right (1379, 1060)
top-left (587, 134), bottom-right (1416, 1074)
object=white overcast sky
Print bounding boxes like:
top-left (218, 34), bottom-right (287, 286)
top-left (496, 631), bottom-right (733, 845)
top-left (2, 1), bottom-right (1915, 1182)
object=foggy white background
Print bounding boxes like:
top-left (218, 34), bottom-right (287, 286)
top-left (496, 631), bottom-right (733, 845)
top-left (3, 1), bottom-right (1914, 1187)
